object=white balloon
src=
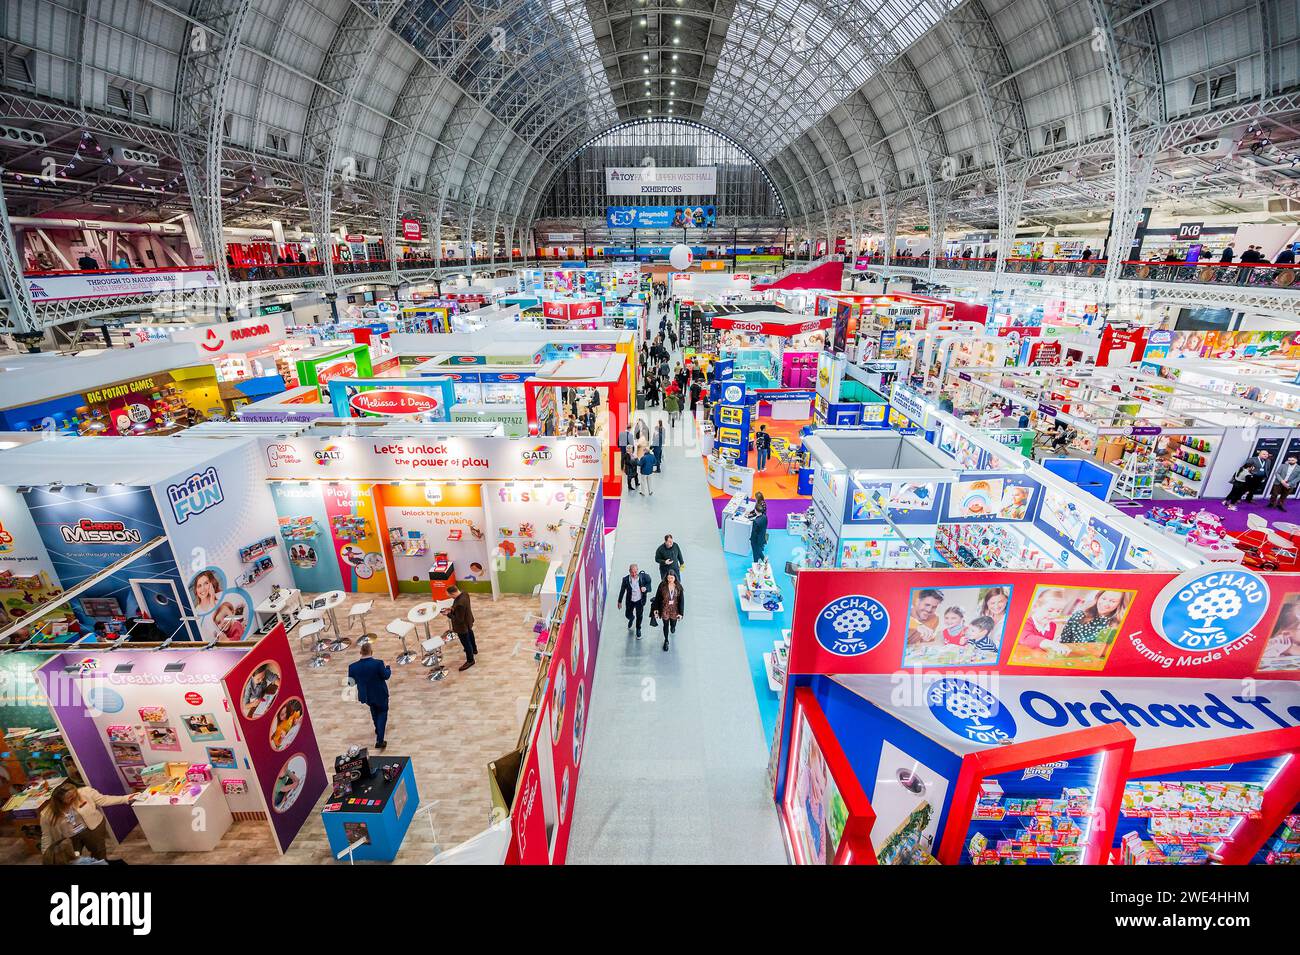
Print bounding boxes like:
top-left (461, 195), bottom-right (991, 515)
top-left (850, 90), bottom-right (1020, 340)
top-left (669, 243), bottom-right (693, 271)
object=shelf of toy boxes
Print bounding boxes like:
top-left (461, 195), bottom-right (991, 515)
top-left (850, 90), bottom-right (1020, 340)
top-left (1115, 727), bottom-right (1300, 866)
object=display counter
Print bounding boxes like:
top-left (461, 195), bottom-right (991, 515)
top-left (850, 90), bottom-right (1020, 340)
top-left (322, 756), bottom-right (419, 862)
top-left (721, 495), bottom-right (756, 556)
top-left (133, 781), bottom-right (233, 852)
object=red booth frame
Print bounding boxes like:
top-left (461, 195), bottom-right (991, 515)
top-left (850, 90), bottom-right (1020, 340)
top-left (1117, 726), bottom-right (1300, 866)
top-left (524, 365), bottom-right (629, 503)
top-left (779, 687), bottom-right (878, 864)
top-left (934, 723), bottom-right (1135, 866)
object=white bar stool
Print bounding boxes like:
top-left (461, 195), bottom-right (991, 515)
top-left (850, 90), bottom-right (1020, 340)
top-left (298, 609), bottom-right (330, 668)
top-left (386, 618), bottom-right (417, 666)
top-left (421, 631), bottom-right (450, 681)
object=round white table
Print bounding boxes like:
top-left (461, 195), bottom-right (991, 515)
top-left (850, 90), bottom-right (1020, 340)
top-left (316, 590), bottom-right (346, 631)
top-left (408, 599), bottom-right (453, 641)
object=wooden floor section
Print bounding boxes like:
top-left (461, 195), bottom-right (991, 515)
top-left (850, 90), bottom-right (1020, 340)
top-left (2, 591), bottom-right (544, 865)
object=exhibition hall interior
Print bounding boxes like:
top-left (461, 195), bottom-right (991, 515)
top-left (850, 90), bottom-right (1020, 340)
top-left (2, 0), bottom-right (1300, 875)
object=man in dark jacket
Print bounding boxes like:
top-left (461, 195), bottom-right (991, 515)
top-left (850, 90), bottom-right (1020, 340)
top-left (347, 643), bottom-right (392, 750)
top-left (617, 563), bottom-right (653, 638)
top-left (750, 507), bottom-right (769, 563)
top-left (654, 534), bottom-right (685, 580)
top-left (441, 585), bottom-right (478, 670)
top-left (754, 424), bottom-right (773, 471)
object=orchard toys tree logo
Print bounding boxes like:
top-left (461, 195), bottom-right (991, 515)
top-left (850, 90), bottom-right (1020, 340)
top-left (1150, 567), bottom-right (1270, 653)
top-left (926, 678), bottom-right (1017, 745)
top-left (813, 595), bottom-right (889, 656)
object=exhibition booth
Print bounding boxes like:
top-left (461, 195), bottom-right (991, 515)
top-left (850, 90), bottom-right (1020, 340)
top-left (710, 310), bottom-right (832, 389)
top-left (0, 345), bottom-right (243, 435)
top-left (0, 428), bottom-right (612, 864)
top-left (793, 414), bottom-right (1201, 577)
top-left (170, 313), bottom-right (308, 389)
top-left (773, 565), bottom-right (1300, 865)
top-left (949, 367), bottom-right (1300, 505)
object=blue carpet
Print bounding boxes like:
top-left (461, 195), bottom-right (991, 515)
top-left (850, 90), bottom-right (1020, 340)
top-left (723, 528), bottom-right (799, 742)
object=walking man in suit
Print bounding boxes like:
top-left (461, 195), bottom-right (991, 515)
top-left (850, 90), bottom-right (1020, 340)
top-left (617, 563), bottom-right (652, 639)
top-left (347, 643), bottom-right (392, 750)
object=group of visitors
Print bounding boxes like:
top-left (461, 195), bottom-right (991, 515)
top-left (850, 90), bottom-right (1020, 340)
top-left (617, 534), bottom-right (686, 651)
top-left (1225, 448), bottom-right (1300, 511)
top-left (619, 418), bottom-right (665, 494)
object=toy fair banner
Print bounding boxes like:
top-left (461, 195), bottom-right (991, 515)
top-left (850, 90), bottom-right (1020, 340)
top-left (27, 267), bottom-right (219, 302)
top-left (789, 567), bottom-right (1300, 680)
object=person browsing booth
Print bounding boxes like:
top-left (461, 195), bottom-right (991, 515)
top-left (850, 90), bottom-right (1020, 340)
top-left (442, 584), bottom-right (478, 671)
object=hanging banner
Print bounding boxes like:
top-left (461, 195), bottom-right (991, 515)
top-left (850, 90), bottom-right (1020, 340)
top-left (604, 166), bottom-right (717, 196)
top-left (788, 567), bottom-right (1300, 680)
top-left (27, 267), bottom-right (219, 303)
top-left (605, 205), bottom-right (718, 228)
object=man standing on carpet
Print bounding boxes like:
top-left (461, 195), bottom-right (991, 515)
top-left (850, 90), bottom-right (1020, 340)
top-left (754, 424), bottom-right (772, 472)
top-left (347, 642), bottom-right (391, 751)
top-left (617, 562), bottom-right (652, 639)
top-left (1270, 455), bottom-right (1300, 511)
top-left (442, 584), bottom-right (478, 671)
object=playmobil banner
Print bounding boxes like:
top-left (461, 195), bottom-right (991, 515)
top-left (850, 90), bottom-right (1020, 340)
top-left (260, 435), bottom-right (604, 481)
top-left (832, 674), bottom-right (1300, 755)
top-left (788, 567), bottom-right (1300, 680)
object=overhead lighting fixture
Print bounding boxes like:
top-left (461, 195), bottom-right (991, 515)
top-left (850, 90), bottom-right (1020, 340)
top-left (674, 16), bottom-right (682, 23)
top-left (672, 36), bottom-right (680, 44)
top-left (642, 53), bottom-right (648, 60)
top-left (672, 53), bottom-right (678, 60)
top-left (640, 17), bottom-right (646, 24)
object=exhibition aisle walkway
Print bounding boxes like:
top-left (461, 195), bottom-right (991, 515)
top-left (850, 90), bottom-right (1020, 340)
top-left (566, 367), bottom-right (786, 865)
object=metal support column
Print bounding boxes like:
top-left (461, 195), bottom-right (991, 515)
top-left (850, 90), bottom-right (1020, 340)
top-left (0, 184), bottom-right (36, 333)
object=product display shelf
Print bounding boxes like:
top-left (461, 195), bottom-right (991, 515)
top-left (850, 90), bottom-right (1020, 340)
top-left (738, 561), bottom-right (783, 621)
top-left (962, 754), bottom-right (1101, 865)
top-left (1251, 804), bottom-right (1300, 865)
top-left (762, 629), bottom-right (791, 693)
top-left (1114, 450), bottom-right (1155, 500)
top-left (1114, 759), bottom-right (1276, 865)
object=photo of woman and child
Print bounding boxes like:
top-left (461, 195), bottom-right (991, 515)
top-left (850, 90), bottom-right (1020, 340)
top-left (1259, 594), bottom-right (1300, 672)
top-left (902, 586), bottom-right (1012, 667)
top-left (1008, 585), bottom-right (1136, 671)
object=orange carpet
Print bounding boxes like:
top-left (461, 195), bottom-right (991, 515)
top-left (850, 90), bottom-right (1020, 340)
top-left (707, 413), bottom-right (811, 502)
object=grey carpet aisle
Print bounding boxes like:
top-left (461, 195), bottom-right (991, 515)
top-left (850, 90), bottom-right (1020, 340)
top-left (566, 300), bottom-right (787, 865)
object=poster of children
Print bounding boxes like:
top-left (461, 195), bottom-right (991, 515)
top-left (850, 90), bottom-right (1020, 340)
top-left (1008, 585), bottom-right (1137, 671)
top-left (1258, 593), bottom-right (1300, 672)
top-left (789, 712), bottom-right (849, 865)
top-left (902, 585), bottom-right (1011, 667)
top-left (950, 478), bottom-right (1003, 518)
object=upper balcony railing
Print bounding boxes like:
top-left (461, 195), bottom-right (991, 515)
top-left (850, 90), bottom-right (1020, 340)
top-left (855, 254), bottom-right (1300, 289)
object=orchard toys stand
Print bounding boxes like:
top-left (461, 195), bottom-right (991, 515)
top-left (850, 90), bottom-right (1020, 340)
top-left (774, 566), bottom-right (1300, 865)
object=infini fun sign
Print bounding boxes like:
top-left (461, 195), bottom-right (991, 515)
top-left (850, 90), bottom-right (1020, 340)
top-left (349, 389), bottom-right (440, 416)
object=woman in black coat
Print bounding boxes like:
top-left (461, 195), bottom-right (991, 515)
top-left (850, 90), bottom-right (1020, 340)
top-left (748, 493), bottom-right (769, 563)
top-left (650, 574), bottom-right (684, 651)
